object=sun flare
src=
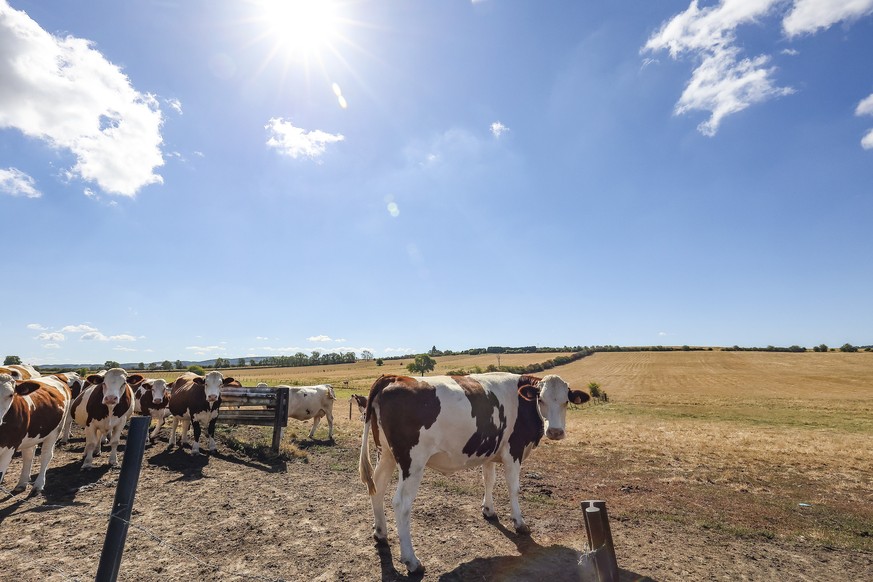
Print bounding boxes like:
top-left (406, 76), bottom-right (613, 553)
top-left (259, 0), bottom-right (341, 59)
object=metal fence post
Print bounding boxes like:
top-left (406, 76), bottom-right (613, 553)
top-left (95, 416), bottom-right (149, 582)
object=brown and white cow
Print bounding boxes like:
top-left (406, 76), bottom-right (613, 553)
top-left (0, 373), bottom-right (71, 493)
top-left (51, 372), bottom-right (85, 400)
top-left (359, 372), bottom-right (589, 574)
top-left (136, 379), bottom-right (172, 442)
top-left (350, 394), bottom-right (368, 421)
top-left (66, 368), bottom-right (138, 469)
top-left (168, 371), bottom-right (235, 454)
top-left (278, 384), bottom-right (336, 440)
top-left (0, 364), bottom-right (40, 380)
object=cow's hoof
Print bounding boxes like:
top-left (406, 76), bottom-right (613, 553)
top-left (404, 559), bottom-right (425, 575)
top-left (373, 533), bottom-right (389, 546)
top-left (514, 522), bottom-right (531, 535)
top-left (11, 485), bottom-right (26, 495)
top-left (482, 507), bottom-right (498, 521)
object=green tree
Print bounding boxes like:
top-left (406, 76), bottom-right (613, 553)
top-left (3, 355), bottom-right (22, 366)
top-left (137, 362), bottom-right (146, 370)
top-left (249, 359), bottom-right (257, 367)
top-left (187, 364), bottom-right (205, 375)
top-left (105, 360), bottom-right (121, 369)
top-left (174, 360), bottom-right (183, 370)
top-left (407, 354), bottom-right (436, 376)
top-left (840, 343), bottom-right (858, 353)
top-left (376, 358), bottom-right (384, 366)
top-left (361, 350), bottom-right (374, 361)
top-left (161, 360), bottom-right (173, 371)
top-left (237, 358), bottom-right (246, 367)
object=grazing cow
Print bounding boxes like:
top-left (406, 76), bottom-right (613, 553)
top-left (0, 373), bottom-right (71, 493)
top-left (137, 379), bottom-right (172, 441)
top-left (350, 394), bottom-right (368, 420)
top-left (168, 371), bottom-right (236, 454)
top-left (359, 372), bottom-right (589, 574)
top-left (0, 364), bottom-right (40, 380)
top-left (279, 384), bottom-right (336, 440)
top-left (67, 368), bottom-right (138, 469)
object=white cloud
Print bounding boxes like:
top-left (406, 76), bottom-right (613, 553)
top-left (856, 93), bottom-right (873, 149)
top-left (26, 323), bottom-right (47, 330)
top-left (334, 338), bottom-right (347, 343)
top-left (490, 121), bottom-right (509, 138)
top-left (36, 332), bottom-right (65, 342)
top-left (0, 1), bottom-right (165, 196)
top-left (256, 336), bottom-right (270, 340)
top-left (644, 0), bottom-right (873, 136)
top-left (110, 334), bottom-right (137, 341)
top-left (62, 324), bottom-right (98, 333)
top-left (783, 0), bottom-right (873, 36)
top-left (166, 98), bottom-right (183, 114)
top-left (308, 335), bottom-right (333, 342)
top-left (265, 118), bottom-right (344, 160)
top-left (0, 167), bottom-right (41, 198)
top-left (42, 343), bottom-right (60, 349)
top-left (113, 346), bottom-right (137, 352)
top-left (80, 331), bottom-right (108, 341)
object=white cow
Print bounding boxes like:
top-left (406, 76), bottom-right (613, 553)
top-left (359, 372), bottom-right (589, 574)
top-left (67, 368), bottom-right (136, 469)
top-left (278, 384), bottom-right (336, 440)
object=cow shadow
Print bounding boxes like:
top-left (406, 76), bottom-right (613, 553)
top-left (1, 458), bottom-right (110, 522)
top-left (210, 450), bottom-right (287, 474)
top-left (375, 542), bottom-right (424, 582)
top-left (439, 519), bottom-right (657, 582)
top-left (294, 437), bottom-right (336, 450)
top-left (147, 446), bottom-right (211, 482)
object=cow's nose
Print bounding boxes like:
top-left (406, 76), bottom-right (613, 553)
top-left (207, 395), bottom-right (218, 402)
top-left (153, 398), bottom-right (163, 404)
top-left (546, 427), bottom-right (565, 440)
top-left (103, 395), bottom-right (119, 405)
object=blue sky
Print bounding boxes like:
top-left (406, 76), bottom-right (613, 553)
top-left (2, 0), bottom-right (872, 365)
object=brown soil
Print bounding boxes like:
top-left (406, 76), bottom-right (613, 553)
top-left (2, 410), bottom-right (870, 582)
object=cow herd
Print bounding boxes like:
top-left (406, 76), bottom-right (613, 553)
top-left (1, 363), bottom-right (589, 574)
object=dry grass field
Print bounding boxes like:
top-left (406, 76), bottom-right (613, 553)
top-left (2, 350), bottom-right (871, 581)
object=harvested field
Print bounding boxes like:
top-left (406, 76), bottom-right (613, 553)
top-left (1, 351), bottom-right (871, 581)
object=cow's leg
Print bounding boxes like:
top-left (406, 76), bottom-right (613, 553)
top-left (169, 417), bottom-right (179, 447)
top-left (325, 408), bottom-right (334, 441)
top-left (207, 417), bottom-right (218, 452)
top-left (150, 415), bottom-right (164, 441)
top-left (13, 446), bottom-right (36, 493)
top-left (32, 428), bottom-right (61, 492)
top-left (503, 460), bottom-right (529, 534)
top-left (0, 446), bottom-right (15, 488)
top-left (59, 411), bottom-right (74, 444)
top-left (481, 461), bottom-right (498, 519)
top-left (180, 418), bottom-right (191, 446)
top-left (82, 425), bottom-right (99, 469)
top-left (309, 413), bottom-right (322, 439)
top-left (370, 451), bottom-right (397, 544)
top-left (393, 463), bottom-right (426, 574)
top-left (191, 421), bottom-right (202, 454)
top-left (107, 421), bottom-right (124, 467)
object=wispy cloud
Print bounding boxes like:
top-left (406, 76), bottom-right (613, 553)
top-left (0, 168), bottom-right (41, 198)
top-left (27, 323), bottom-right (47, 331)
top-left (490, 121), bottom-right (509, 138)
top-left (110, 334), bottom-right (137, 342)
top-left (308, 335), bottom-right (333, 342)
top-left (113, 346), bottom-right (137, 352)
top-left (36, 332), bottom-right (65, 342)
top-left (265, 118), bottom-right (344, 160)
top-left (644, 0), bottom-right (873, 137)
top-left (62, 324), bottom-right (98, 333)
top-left (81, 331), bottom-right (108, 341)
top-left (0, 1), bottom-right (165, 196)
top-left (165, 98), bottom-right (182, 115)
top-left (857, 93), bottom-right (873, 149)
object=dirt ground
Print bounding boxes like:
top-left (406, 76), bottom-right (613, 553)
top-left (2, 406), bottom-right (870, 582)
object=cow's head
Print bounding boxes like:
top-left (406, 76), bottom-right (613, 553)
top-left (90, 368), bottom-right (129, 406)
top-left (0, 374), bottom-right (46, 425)
top-left (193, 371), bottom-right (234, 403)
top-left (519, 374), bottom-right (589, 440)
top-left (0, 366), bottom-right (24, 381)
top-left (143, 379), bottom-right (170, 404)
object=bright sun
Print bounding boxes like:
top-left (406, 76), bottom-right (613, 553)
top-left (259, 0), bottom-right (341, 59)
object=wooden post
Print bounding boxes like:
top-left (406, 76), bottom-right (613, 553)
top-left (582, 500), bottom-right (619, 582)
top-left (271, 387), bottom-right (290, 453)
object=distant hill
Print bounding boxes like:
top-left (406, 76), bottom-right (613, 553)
top-left (37, 356), bottom-right (272, 371)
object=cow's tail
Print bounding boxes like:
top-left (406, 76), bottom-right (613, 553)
top-left (359, 416), bottom-right (376, 496)
top-left (326, 384), bottom-right (336, 400)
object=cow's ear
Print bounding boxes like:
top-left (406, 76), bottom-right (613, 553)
top-left (569, 389), bottom-right (590, 405)
top-left (222, 377), bottom-right (236, 386)
top-left (142, 382), bottom-right (153, 390)
top-left (192, 377), bottom-right (205, 385)
top-left (15, 381), bottom-right (42, 396)
top-left (127, 374), bottom-right (145, 386)
top-left (518, 384), bottom-right (540, 401)
top-left (86, 374), bottom-right (104, 384)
